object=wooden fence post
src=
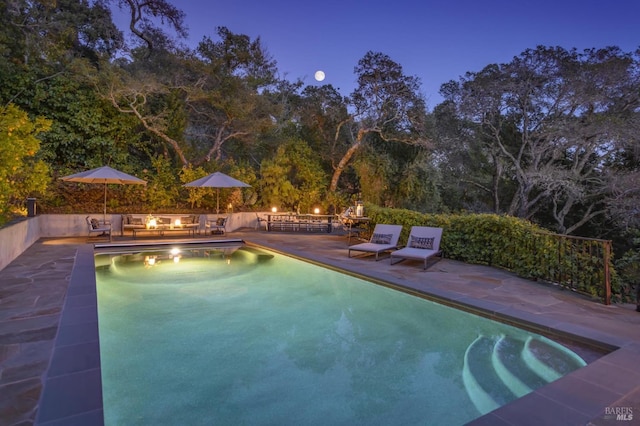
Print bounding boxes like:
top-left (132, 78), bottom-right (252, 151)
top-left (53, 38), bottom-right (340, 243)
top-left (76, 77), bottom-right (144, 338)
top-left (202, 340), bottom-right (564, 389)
top-left (603, 240), bottom-right (612, 305)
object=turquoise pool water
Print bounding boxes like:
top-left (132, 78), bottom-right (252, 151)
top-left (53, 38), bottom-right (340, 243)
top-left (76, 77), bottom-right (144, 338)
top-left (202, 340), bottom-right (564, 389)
top-left (95, 244), bottom-right (586, 425)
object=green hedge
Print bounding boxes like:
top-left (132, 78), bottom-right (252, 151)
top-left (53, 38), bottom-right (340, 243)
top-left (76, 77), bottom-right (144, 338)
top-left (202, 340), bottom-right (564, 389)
top-left (365, 204), bottom-right (619, 302)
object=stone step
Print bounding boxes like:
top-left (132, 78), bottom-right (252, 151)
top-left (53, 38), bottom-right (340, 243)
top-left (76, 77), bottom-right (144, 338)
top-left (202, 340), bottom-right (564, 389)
top-left (463, 333), bottom-right (588, 416)
top-left (522, 335), bottom-right (587, 382)
top-left (492, 335), bottom-right (546, 397)
top-left (463, 335), bottom-right (515, 415)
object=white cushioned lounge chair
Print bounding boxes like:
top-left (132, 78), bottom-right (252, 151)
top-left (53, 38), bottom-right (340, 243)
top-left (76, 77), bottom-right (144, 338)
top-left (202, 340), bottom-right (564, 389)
top-left (86, 216), bottom-right (112, 242)
top-left (348, 224), bottom-right (403, 261)
top-left (390, 226), bottom-right (443, 269)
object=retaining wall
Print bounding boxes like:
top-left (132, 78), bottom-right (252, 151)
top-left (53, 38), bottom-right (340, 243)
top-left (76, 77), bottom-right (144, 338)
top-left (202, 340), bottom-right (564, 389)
top-left (0, 212), bottom-right (264, 271)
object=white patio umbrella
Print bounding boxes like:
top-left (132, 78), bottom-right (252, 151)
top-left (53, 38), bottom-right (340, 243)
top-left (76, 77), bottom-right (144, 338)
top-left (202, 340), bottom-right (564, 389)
top-left (60, 165), bottom-right (146, 221)
top-left (184, 171), bottom-right (251, 214)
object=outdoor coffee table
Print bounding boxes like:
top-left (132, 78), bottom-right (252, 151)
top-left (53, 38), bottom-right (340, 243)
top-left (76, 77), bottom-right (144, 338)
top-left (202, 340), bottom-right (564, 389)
top-left (132, 225), bottom-right (197, 239)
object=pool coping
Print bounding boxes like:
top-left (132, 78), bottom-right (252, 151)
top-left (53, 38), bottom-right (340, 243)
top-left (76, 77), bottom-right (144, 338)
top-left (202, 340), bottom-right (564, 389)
top-left (34, 239), bottom-right (640, 425)
top-left (35, 244), bottom-right (103, 425)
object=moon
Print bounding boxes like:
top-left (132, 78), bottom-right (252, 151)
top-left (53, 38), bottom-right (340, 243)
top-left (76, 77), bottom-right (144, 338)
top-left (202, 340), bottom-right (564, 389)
top-left (314, 70), bottom-right (325, 82)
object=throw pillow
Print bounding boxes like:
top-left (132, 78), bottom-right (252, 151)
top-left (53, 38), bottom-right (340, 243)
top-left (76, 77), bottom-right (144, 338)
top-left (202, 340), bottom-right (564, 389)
top-left (181, 216), bottom-right (194, 224)
top-left (410, 236), bottom-right (435, 250)
top-left (132, 217), bottom-right (143, 225)
top-left (90, 219), bottom-right (100, 229)
top-left (371, 233), bottom-right (392, 245)
top-left (216, 218), bottom-right (226, 226)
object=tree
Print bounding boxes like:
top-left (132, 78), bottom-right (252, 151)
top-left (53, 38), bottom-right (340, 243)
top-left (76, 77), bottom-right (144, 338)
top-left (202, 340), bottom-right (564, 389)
top-left (329, 51), bottom-right (430, 192)
top-left (113, 0), bottom-right (187, 52)
top-left (1, 0), bottom-right (123, 109)
top-left (179, 164), bottom-right (210, 208)
top-left (1, 0), bottom-right (122, 69)
top-left (0, 0), bottom-right (142, 169)
top-left (297, 84), bottom-right (351, 169)
top-left (431, 99), bottom-right (507, 213)
top-left (605, 157), bottom-right (640, 230)
top-left (0, 104), bottom-right (51, 223)
top-left (259, 139), bottom-right (327, 212)
top-left (186, 27), bottom-right (277, 164)
top-left (441, 46), bottom-right (640, 234)
top-left (104, 27), bottom-right (277, 167)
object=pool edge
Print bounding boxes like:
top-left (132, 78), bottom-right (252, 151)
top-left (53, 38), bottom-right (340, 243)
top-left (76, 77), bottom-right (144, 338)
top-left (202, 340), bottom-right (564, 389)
top-left (35, 244), bottom-right (104, 425)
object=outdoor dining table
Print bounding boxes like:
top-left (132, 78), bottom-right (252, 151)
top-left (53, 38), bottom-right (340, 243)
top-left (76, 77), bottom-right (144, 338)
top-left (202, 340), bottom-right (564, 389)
top-left (267, 214), bottom-right (334, 233)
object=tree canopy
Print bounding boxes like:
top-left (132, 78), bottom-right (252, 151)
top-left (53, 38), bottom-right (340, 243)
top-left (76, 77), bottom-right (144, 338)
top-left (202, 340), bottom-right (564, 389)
top-left (439, 46), bottom-right (640, 235)
top-left (0, 104), bottom-right (51, 219)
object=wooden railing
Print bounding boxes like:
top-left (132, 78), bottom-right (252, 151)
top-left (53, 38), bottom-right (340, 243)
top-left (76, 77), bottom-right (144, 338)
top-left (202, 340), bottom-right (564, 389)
top-left (529, 232), bottom-right (613, 305)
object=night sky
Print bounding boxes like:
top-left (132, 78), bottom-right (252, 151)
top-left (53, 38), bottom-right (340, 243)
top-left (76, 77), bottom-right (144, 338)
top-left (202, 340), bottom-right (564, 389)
top-left (112, 0), bottom-right (640, 107)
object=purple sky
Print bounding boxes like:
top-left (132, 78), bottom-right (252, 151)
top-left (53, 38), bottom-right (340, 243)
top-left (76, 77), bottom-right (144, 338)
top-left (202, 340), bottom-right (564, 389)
top-left (113, 0), bottom-right (639, 107)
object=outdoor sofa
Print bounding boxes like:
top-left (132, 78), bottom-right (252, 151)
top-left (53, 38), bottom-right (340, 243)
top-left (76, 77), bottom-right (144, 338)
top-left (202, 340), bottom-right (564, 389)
top-left (121, 214), bottom-right (201, 235)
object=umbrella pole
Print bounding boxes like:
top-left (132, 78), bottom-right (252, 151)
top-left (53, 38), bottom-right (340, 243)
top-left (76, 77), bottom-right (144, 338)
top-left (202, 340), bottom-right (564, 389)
top-left (216, 188), bottom-right (220, 214)
top-left (103, 182), bottom-right (107, 222)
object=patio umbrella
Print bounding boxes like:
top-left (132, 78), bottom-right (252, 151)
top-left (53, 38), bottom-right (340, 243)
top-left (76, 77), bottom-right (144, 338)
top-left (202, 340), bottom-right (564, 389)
top-left (60, 166), bottom-right (146, 221)
top-left (184, 171), bottom-right (251, 214)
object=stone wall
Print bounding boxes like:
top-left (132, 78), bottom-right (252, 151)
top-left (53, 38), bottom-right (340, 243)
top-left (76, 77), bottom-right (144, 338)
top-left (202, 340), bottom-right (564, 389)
top-left (0, 217), bottom-right (41, 272)
top-left (0, 212), bottom-right (265, 272)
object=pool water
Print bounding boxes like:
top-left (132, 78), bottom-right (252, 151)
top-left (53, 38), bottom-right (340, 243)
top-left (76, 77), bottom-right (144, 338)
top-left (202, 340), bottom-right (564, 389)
top-left (95, 244), bottom-right (586, 425)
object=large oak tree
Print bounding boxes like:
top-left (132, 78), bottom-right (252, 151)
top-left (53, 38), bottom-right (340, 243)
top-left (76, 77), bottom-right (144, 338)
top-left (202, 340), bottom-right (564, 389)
top-left (329, 51), bottom-right (430, 192)
top-left (441, 46), bottom-right (640, 234)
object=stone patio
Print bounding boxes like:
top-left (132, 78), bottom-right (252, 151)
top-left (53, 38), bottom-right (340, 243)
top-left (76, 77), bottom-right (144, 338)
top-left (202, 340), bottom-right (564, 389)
top-left (1, 230), bottom-right (639, 425)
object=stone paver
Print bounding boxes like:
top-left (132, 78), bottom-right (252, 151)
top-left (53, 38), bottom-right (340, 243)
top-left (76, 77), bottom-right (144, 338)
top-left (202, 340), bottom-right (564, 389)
top-left (0, 240), bottom-right (80, 426)
top-left (1, 231), bottom-right (639, 425)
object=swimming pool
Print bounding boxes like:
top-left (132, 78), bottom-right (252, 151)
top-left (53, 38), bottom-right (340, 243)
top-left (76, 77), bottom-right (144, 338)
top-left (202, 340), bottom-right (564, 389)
top-left (95, 243), bottom-right (586, 425)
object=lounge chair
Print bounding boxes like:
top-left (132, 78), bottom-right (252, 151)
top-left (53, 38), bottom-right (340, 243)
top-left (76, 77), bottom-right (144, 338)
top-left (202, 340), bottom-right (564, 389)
top-left (86, 216), bottom-right (112, 242)
top-left (205, 217), bottom-right (227, 235)
top-left (255, 213), bottom-right (268, 230)
top-left (348, 224), bottom-right (403, 261)
top-left (390, 226), bottom-right (443, 269)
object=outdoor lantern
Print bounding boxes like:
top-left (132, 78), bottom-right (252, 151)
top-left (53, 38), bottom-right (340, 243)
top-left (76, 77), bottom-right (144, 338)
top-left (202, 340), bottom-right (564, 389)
top-left (356, 201), bottom-right (364, 217)
top-left (175, 219), bottom-right (181, 227)
top-left (272, 206), bottom-right (278, 213)
top-left (314, 208), bottom-right (320, 214)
